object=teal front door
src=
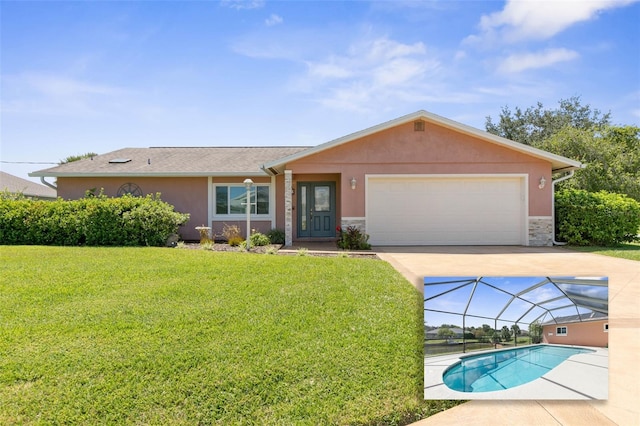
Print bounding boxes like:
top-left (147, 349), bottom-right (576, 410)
top-left (297, 182), bottom-right (336, 238)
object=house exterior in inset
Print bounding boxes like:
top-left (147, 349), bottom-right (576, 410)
top-left (30, 110), bottom-right (582, 245)
top-left (542, 312), bottom-right (608, 347)
top-left (1, 171), bottom-right (57, 200)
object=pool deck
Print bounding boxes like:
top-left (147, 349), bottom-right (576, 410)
top-left (425, 345), bottom-right (608, 400)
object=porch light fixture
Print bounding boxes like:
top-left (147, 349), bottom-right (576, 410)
top-left (538, 176), bottom-right (546, 189)
top-left (350, 177), bottom-right (357, 190)
top-left (243, 178), bottom-right (254, 251)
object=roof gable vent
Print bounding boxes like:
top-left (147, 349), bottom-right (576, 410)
top-left (414, 121), bottom-right (425, 131)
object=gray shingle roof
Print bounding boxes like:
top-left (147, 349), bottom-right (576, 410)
top-left (542, 311), bottom-right (608, 325)
top-left (30, 147), bottom-right (310, 177)
top-left (0, 171), bottom-right (57, 198)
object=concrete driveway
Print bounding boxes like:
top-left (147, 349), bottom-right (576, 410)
top-left (376, 246), bottom-right (639, 426)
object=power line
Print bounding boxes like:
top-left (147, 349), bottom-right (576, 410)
top-left (1, 161), bottom-right (58, 164)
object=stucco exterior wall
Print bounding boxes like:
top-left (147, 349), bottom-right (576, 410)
top-left (287, 121), bottom-right (552, 219)
top-left (542, 320), bottom-right (608, 347)
top-left (57, 176), bottom-right (207, 241)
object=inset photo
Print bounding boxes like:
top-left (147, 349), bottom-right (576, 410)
top-left (423, 276), bottom-right (608, 400)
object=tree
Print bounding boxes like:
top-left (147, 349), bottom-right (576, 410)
top-left (486, 96), bottom-right (639, 201)
top-left (485, 96), bottom-right (611, 146)
top-left (481, 324), bottom-right (493, 334)
top-left (511, 324), bottom-right (521, 340)
top-left (537, 125), bottom-right (640, 201)
top-left (437, 327), bottom-right (455, 339)
top-left (529, 321), bottom-right (543, 344)
top-left (500, 326), bottom-right (512, 342)
top-left (60, 152), bottom-right (98, 164)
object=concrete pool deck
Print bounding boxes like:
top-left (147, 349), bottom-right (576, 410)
top-left (424, 346), bottom-right (609, 400)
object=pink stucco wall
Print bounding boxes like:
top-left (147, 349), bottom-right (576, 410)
top-left (542, 320), bottom-right (608, 347)
top-left (57, 177), bottom-right (207, 241)
top-left (286, 121), bottom-right (552, 218)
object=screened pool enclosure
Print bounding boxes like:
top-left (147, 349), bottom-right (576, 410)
top-left (424, 276), bottom-right (608, 354)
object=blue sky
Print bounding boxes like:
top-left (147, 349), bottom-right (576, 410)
top-left (2, 0), bottom-right (639, 183)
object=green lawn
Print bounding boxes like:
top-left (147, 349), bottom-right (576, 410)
top-left (566, 242), bottom-right (640, 261)
top-left (0, 246), bottom-right (458, 425)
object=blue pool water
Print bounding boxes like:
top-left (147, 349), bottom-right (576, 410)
top-left (443, 345), bottom-right (595, 393)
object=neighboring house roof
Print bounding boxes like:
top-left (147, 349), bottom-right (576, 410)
top-left (542, 311), bottom-right (608, 326)
top-left (0, 171), bottom-right (57, 199)
top-left (263, 110), bottom-right (583, 174)
top-left (30, 146), bottom-right (310, 178)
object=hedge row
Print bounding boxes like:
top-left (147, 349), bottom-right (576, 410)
top-left (556, 189), bottom-right (640, 246)
top-left (0, 193), bottom-right (190, 246)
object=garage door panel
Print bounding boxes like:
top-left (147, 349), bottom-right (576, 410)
top-left (367, 177), bottom-right (524, 245)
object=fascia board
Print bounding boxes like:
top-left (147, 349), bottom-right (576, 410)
top-left (28, 171), bottom-right (271, 178)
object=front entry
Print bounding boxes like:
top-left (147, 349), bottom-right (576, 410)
top-left (297, 182), bottom-right (336, 238)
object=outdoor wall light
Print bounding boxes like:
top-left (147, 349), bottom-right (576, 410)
top-left (539, 176), bottom-right (546, 189)
top-left (350, 177), bottom-right (357, 190)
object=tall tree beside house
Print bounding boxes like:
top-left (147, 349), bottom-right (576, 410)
top-left (536, 125), bottom-right (640, 201)
top-left (485, 96), bottom-right (611, 146)
top-left (486, 97), bottom-right (640, 201)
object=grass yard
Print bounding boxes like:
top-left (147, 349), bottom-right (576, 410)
top-left (0, 246), bottom-right (458, 425)
top-left (566, 242), bottom-right (640, 261)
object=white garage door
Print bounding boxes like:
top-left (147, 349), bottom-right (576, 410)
top-left (366, 176), bottom-right (525, 245)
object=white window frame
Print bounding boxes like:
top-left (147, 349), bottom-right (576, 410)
top-left (213, 183), bottom-right (272, 218)
top-left (556, 326), bottom-right (567, 336)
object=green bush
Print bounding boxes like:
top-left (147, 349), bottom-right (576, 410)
top-left (250, 232), bottom-right (271, 247)
top-left (556, 189), bottom-right (640, 246)
top-left (266, 228), bottom-right (285, 244)
top-left (337, 225), bottom-right (371, 250)
top-left (0, 193), bottom-right (189, 246)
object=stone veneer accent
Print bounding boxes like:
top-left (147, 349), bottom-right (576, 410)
top-left (528, 217), bottom-right (553, 246)
top-left (284, 170), bottom-right (293, 246)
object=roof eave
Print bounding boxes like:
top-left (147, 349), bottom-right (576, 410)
top-left (29, 171), bottom-right (272, 178)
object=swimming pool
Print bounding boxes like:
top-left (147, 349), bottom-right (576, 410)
top-left (442, 345), bottom-right (595, 392)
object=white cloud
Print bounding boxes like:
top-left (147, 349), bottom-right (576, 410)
top-left (220, 0), bottom-right (265, 10)
top-left (498, 48), bottom-right (579, 74)
top-left (470, 0), bottom-right (638, 44)
top-left (300, 37), bottom-right (441, 112)
top-left (265, 14), bottom-right (283, 27)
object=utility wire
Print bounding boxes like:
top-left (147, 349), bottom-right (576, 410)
top-left (1, 161), bottom-right (58, 164)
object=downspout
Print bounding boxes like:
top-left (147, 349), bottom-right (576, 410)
top-left (551, 170), bottom-right (575, 246)
top-left (40, 176), bottom-right (57, 191)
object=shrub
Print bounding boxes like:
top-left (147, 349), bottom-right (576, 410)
top-left (337, 226), bottom-right (371, 250)
top-left (228, 236), bottom-right (245, 247)
top-left (0, 192), bottom-right (189, 247)
top-left (555, 189), bottom-right (640, 246)
top-left (250, 232), bottom-right (271, 247)
top-left (266, 228), bottom-right (285, 244)
top-left (221, 223), bottom-right (242, 242)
